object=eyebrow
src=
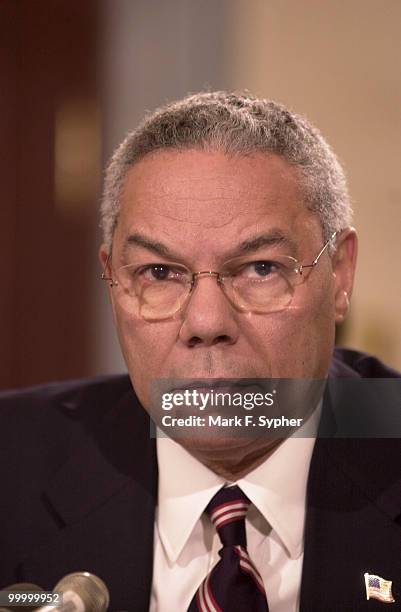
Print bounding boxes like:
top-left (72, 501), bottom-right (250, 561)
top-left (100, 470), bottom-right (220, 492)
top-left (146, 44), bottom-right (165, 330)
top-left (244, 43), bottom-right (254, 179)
top-left (124, 233), bottom-right (182, 260)
top-left (236, 231), bottom-right (297, 257)
top-left (123, 229), bottom-right (297, 262)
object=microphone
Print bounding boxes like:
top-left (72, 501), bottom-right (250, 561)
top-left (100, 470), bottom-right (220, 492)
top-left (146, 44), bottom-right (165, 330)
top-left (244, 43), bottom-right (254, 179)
top-left (1, 583), bottom-right (44, 612)
top-left (36, 572), bottom-right (109, 612)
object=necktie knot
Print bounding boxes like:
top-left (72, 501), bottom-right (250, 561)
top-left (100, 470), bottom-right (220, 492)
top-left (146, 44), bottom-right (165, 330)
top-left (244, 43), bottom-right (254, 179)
top-left (206, 485), bottom-right (251, 548)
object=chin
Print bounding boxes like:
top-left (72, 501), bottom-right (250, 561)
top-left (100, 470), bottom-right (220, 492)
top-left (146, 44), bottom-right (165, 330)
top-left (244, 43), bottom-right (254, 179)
top-left (176, 433), bottom-right (274, 457)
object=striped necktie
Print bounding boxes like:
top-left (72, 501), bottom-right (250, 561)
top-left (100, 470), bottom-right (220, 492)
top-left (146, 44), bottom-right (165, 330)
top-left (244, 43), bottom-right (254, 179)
top-left (187, 485), bottom-right (269, 612)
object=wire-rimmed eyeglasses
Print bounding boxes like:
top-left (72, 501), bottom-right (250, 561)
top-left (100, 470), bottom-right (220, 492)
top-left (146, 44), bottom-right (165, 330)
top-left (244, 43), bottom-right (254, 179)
top-left (101, 230), bottom-right (340, 321)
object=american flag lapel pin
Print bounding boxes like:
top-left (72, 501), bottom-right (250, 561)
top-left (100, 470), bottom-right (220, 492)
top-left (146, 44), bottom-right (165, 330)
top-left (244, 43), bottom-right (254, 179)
top-left (364, 573), bottom-right (395, 604)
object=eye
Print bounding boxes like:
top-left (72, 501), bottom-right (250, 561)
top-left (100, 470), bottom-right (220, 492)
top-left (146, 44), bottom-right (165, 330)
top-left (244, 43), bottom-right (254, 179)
top-left (142, 265), bottom-right (174, 281)
top-left (240, 260), bottom-right (281, 279)
top-left (140, 264), bottom-right (186, 282)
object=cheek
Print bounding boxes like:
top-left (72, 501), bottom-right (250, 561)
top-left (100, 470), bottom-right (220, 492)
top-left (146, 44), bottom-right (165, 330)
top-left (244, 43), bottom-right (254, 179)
top-left (114, 307), bottom-right (178, 399)
top-left (246, 279), bottom-right (336, 377)
top-left (285, 278), bottom-right (336, 375)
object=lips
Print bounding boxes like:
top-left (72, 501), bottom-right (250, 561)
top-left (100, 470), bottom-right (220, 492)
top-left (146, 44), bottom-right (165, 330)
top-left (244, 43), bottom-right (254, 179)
top-left (168, 379), bottom-right (266, 394)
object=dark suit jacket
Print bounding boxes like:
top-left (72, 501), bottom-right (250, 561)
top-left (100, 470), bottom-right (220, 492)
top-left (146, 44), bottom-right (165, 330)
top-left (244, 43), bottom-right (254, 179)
top-left (0, 349), bottom-right (400, 611)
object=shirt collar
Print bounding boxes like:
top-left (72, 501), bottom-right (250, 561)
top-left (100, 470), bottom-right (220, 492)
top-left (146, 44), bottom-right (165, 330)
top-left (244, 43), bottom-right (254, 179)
top-left (236, 434), bottom-right (316, 559)
top-left (156, 435), bottom-right (224, 562)
top-left (156, 405), bottom-right (319, 563)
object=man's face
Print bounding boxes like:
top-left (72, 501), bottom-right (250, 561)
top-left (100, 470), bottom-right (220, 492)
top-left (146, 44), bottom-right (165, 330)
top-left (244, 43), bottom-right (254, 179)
top-left (101, 149), bottom-right (355, 416)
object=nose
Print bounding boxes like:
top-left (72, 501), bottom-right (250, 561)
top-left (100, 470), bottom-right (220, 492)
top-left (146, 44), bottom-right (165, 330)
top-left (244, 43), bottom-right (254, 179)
top-left (178, 274), bottom-right (240, 348)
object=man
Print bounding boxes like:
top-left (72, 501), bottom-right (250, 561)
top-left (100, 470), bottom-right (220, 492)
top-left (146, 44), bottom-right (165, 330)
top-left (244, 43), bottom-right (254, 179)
top-left (1, 92), bottom-right (400, 611)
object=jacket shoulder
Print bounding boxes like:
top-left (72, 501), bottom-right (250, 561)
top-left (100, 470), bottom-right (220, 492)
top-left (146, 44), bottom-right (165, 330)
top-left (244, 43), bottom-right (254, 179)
top-left (0, 373), bottom-right (132, 405)
top-left (332, 347), bottom-right (400, 378)
top-left (0, 374), bottom-right (133, 447)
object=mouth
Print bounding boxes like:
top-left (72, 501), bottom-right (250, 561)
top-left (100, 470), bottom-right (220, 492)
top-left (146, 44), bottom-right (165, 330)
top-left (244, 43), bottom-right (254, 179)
top-left (168, 378), bottom-right (265, 394)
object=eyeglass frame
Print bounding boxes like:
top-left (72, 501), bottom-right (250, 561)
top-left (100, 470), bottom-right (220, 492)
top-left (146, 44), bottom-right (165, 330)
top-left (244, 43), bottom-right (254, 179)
top-left (101, 229), bottom-right (340, 316)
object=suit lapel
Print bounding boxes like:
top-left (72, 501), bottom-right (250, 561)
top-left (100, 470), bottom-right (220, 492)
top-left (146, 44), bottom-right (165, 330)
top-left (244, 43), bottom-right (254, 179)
top-left (19, 389), bottom-right (158, 612)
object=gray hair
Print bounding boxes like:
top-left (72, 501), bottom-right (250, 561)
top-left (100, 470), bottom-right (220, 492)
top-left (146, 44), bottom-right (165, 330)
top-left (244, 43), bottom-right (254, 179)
top-left (100, 91), bottom-right (352, 252)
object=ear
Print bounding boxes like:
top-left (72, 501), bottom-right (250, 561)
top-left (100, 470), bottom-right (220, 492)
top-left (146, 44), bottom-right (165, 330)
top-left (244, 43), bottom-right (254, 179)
top-left (332, 228), bottom-right (358, 323)
top-left (99, 243), bottom-right (110, 270)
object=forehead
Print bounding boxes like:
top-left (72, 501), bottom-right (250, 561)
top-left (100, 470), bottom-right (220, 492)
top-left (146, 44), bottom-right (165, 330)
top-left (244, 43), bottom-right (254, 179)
top-left (116, 149), bottom-right (320, 258)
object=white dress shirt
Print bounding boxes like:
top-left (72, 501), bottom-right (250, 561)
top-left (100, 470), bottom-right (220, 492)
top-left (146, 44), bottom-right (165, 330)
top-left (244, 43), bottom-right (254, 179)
top-left (150, 414), bottom-right (319, 612)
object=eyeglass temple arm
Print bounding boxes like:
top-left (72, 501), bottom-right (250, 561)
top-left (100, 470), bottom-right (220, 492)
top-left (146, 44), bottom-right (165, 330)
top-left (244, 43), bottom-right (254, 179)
top-left (101, 253), bottom-right (114, 283)
top-left (298, 230), bottom-right (339, 274)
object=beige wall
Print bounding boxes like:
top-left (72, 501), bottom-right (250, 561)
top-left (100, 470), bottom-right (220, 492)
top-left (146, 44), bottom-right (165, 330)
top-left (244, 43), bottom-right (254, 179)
top-left (225, 0), bottom-right (401, 368)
